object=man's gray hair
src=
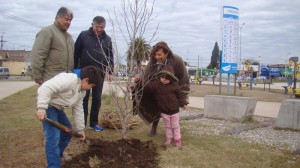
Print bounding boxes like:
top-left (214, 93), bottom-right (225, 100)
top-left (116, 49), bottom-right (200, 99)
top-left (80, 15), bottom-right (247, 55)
top-left (56, 7), bottom-right (73, 19)
top-left (93, 16), bottom-right (106, 24)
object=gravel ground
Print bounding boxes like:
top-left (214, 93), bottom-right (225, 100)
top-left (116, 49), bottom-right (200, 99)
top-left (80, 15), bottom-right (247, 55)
top-left (180, 108), bottom-right (300, 153)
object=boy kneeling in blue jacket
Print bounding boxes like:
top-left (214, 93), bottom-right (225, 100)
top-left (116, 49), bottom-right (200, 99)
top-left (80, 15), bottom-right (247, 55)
top-left (36, 65), bottom-right (102, 167)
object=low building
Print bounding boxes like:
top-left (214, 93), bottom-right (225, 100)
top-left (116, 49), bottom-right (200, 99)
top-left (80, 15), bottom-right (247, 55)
top-left (0, 50), bottom-right (31, 75)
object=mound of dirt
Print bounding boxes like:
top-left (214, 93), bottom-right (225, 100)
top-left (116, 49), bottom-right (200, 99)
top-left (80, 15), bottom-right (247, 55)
top-left (62, 138), bottom-right (159, 168)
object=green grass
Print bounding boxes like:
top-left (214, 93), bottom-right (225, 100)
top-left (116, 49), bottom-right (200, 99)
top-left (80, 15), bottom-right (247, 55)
top-left (0, 86), bottom-right (300, 167)
top-left (159, 133), bottom-right (299, 168)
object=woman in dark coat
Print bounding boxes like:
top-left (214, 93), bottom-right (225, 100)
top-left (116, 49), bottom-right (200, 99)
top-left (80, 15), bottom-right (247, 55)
top-left (133, 41), bottom-right (190, 136)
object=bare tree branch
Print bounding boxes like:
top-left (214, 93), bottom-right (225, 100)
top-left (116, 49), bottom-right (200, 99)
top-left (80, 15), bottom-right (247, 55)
top-left (100, 0), bottom-right (159, 139)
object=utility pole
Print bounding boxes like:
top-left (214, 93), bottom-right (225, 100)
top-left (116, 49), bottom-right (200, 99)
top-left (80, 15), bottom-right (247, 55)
top-left (259, 56), bottom-right (261, 77)
top-left (196, 54), bottom-right (199, 79)
top-left (0, 32), bottom-right (7, 50)
top-left (197, 55), bottom-right (199, 70)
top-left (197, 55), bottom-right (203, 77)
top-left (200, 56), bottom-right (203, 77)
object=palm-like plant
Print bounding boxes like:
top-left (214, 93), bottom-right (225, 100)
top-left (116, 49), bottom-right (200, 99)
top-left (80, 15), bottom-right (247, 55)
top-left (127, 37), bottom-right (151, 73)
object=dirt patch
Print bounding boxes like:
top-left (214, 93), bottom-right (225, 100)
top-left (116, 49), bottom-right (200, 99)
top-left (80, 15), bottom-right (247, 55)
top-left (62, 138), bottom-right (159, 168)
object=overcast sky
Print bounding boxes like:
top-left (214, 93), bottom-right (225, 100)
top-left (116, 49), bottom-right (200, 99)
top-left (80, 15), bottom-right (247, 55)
top-left (1, 0), bottom-right (300, 67)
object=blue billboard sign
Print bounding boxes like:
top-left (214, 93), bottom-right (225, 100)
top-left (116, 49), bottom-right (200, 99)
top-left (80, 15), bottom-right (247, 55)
top-left (221, 6), bottom-right (239, 74)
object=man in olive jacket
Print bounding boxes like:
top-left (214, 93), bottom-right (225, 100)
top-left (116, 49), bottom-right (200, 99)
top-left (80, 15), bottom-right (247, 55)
top-left (31, 7), bottom-right (74, 85)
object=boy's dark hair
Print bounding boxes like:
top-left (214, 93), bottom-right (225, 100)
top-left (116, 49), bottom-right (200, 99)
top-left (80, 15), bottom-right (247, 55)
top-left (93, 16), bottom-right (106, 24)
top-left (81, 66), bottom-right (102, 85)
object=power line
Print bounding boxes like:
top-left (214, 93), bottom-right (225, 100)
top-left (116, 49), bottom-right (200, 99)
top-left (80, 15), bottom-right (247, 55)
top-left (0, 10), bottom-right (43, 28)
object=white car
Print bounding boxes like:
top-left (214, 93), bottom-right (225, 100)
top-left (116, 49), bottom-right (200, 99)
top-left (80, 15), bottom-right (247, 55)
top-left (257, 76), bottom-right (267, 80)
top-left (0, 67), bottom-right (9, 79)
top-left (116, 71), bottom-right (127, 77)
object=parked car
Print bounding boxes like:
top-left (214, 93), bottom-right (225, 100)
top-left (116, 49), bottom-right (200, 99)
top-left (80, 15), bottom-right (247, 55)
top-left (116, 70), bottom-right (127, 77)
top-left (269, 68), bottom-right (281, 78)
top-left (0, 67), bottom-right (10, 79)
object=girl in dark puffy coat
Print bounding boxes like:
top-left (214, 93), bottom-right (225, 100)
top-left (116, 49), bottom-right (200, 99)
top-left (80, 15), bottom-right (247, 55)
top-left (144, 64), bottom-right (188, 148)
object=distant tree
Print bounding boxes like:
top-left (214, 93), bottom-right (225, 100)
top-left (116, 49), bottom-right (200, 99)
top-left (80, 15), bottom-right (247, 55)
top-left (127, 37), bottom-right (151, 73)
top-left (207, 42), bottom-right (219, 69)
top-left (244, 58), bottom-right (259, 65)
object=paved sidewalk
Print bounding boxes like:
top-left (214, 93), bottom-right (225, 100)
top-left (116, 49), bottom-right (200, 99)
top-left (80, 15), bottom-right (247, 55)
top-left (0, 80), bottom-right (36, 100)
top-left (201, 80), bottom-right (289, 90)
top-left (0, 80), bottom-right (282, 118)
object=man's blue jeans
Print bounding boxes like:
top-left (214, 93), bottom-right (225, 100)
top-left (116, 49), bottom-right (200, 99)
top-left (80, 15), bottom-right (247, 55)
top-left (83, 78), bottom-right (104, 127)
top-left (42, 106), bottom-right (72, 168)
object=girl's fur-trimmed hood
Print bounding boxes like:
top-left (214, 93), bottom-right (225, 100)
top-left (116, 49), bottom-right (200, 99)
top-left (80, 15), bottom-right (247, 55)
top-left (156, 65), bottom-right (178, 82)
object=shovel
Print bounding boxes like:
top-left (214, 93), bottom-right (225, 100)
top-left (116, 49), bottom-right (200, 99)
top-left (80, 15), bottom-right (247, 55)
top-left (45, 117), bottom-right (90, 145)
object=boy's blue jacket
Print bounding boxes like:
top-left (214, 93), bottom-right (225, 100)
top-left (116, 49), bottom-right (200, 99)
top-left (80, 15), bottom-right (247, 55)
top-left (36, 72), bottom-right (86, 131)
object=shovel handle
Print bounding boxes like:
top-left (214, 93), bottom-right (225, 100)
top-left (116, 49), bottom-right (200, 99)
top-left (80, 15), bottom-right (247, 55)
top-left (45, 117), bottom-right (83, 138)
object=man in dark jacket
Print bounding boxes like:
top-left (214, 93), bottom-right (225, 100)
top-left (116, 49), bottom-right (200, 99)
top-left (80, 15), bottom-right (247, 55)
top-left (74, 16), bottom-right (114, 131)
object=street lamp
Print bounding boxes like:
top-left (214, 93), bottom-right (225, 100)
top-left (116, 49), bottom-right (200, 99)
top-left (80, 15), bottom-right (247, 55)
top-left (239, 23), bottom-right (245, 75)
